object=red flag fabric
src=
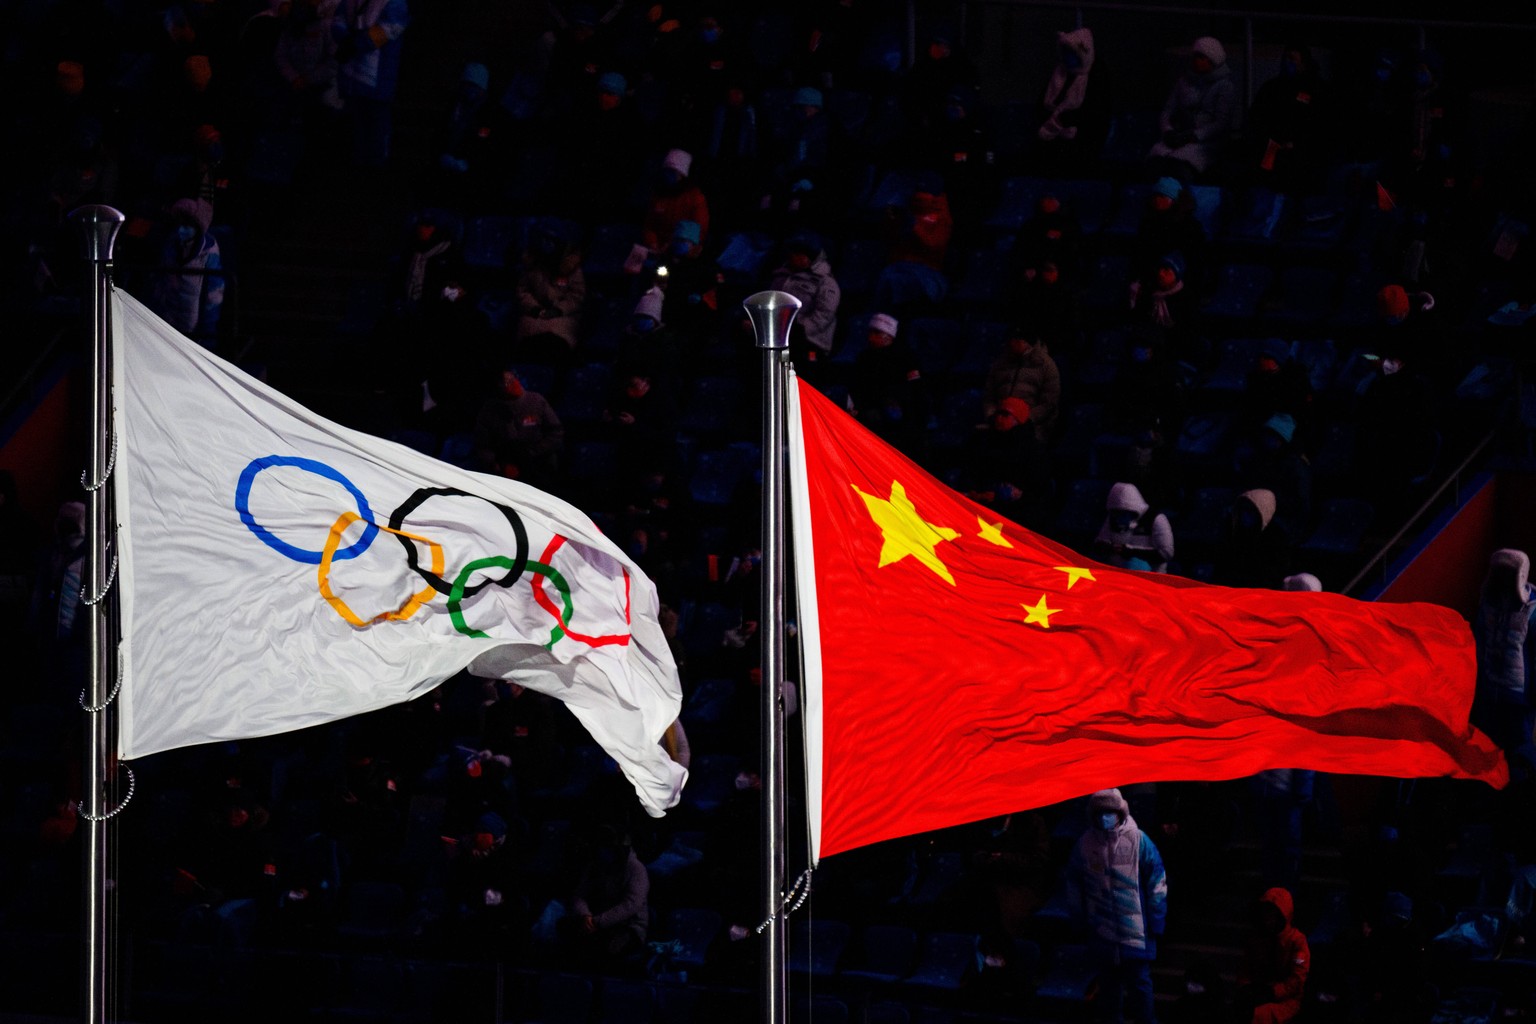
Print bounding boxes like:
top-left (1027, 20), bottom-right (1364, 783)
top-left (786, 376), bottom-right (1507, 861)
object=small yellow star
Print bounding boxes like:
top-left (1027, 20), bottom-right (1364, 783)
top-left (976, 516), bottom-right (1012, 548)
top-left (1022, 594), bottom-right (1059, 628)
top-left (1053, 566), bottom-right (1096, 590)
top-left (853, 480), bottom-right (960, 585)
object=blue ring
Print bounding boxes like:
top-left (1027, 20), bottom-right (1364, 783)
top-left (235, 456), bottom-right (378, 564)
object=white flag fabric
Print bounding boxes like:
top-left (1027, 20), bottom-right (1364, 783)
top-left (113, 290), bottom-right (686, 816)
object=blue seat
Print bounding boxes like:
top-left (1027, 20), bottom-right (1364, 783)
top-left (1268, 266), bottom-right (1339, 326)
top-left (1203, 263), bottom-right (1274, 320)
top-left (682, 677), bottom-right (736, 733)
top-left (679, 753), bottom-right (741, 814)
top-left (474, 287), bottom-right (517, 332)
top-left (788, 917), bottom-right (852, 977)
top-left (866, 1000), bottom-right (912, 1024)
top-left (1285, 193), bottom-right (1351, 250)
top-left (1188, 184), bottom-right (1226, 237)
top-left (954, 243), bottom-right (1013, 309)
top-left (336, 881), bottom-right (409, 944)
top-left (1328, 272), bottom-right (1385, 330)
top-left (665, 907), bottom-right (723, 968)
top-left (1175, 412), bottom-right (1232, 458)
top-left (531, 973), bottom-right (594, 1024)
top-left (677, 375), bottom-right (747, 436)
top-left (904, 317), bottom-right (966, 375)
top-left (463, 215), bottom-right (521, 269)
top-left (681, 599), bottom-right (740, 655)
top-left (1310, 421), bottom-right (1356, 483)
top-left (568, 441), bottom-right (619, 485)
top-left (438, 432), bottom-right (475, 469)
top-left (905, 851), bottom-right (967, 909)
top-left (1301, 498), bottom-right (1375, 556)
top-left (584, 221), bottom-right (640, 278)
top-left (558, 362), bottom-right (613, 424)
top-left (1076, 329), bottom-right (1129, 391)
top-left (954, 320), bottom-right (1006, 375)
top-left (843, 924), bottom-right (920, 983)
top-left (985, 176), bottom-right (1047, 231)
top-left (1034, 943), bottom-right (1099, 1003)
top-left (1051, 178), bottom-right (1116, 235)
top-left (1222, 187), bottom-right (1287, 244)
top-left (1178, 486), bottom-right (1237, 550)
top-left (1100, 110), bottom-right (1162, 168)
top-left (688, 448), bottom-right (751, 506)
top-left (1103, 183), bottom-right (1153, 237)
top-left (835, 237), bottom-right (887, 298)
top-left (597, 979), bottom-right (656, 1024)
top-left (1082, 254), bottom-right (1131, 311)
top-left (791, 996), bottom-right (850, 1024)
top-left (903, 931), bottom-right (978, 990)
top-left (1203, 337), bottom-right (1272, 394)
top-left (1294, 338), bottom-right (1338, 393)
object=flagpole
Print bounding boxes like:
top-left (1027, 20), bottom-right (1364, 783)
top-left (744, 289), bottom-right (800, 1024)
top-left (72, 203), bottom-right (124, 1024)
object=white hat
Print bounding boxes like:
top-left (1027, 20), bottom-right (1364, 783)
top-left (1282, 573), bottom-right (1322, 592)
top-left (662, 148), bottom-right (692, 177)
top-left (868, 313), bottom-right (899, 337)
top-left (633, 285), bottom-right (664, 323)
top-left (1191, 36), bottom-right (1226, 66)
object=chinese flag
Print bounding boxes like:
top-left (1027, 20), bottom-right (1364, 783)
top-left (787, 377), bottom-right (1507, 860)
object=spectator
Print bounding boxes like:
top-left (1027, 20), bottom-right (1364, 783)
top-left (641, 148), bottom-right (710, 251)
top-left (401, 215), bottom-right (458, 311)
top-left (1148, 36), bottom-right (1238, 179)
top-left (1214, 488), bottom-right (1290, 588)
top-left (922, 86), bottom-right (1000, 237)
top-left (1037, 27), bottom-right (1098, 164)
top-left (1131, 177), bottom-right (1207, 290)
top-left (1234, 887), bottom-right (1309, 1024)
top-left (1243, 43), bottom-right (1329, 193)
top-left (961, 397), bottom-right (1049, 527)
top-left (436, 61), bottom-right (492, 181)
top-left (473, 367), bottom-right (565, 487)
top-left (1240, 413), bottom-right (1312, 543)
top-left (1015, 192), bottom-right (1085, 282)
top-left (876, 176), bottom-right (953, 315)
top-left (902, 22), bottom-right (975, 133)
top-left (1128, 251), bottom-right (1199, 363)
top-left (1471, 548), bottom-right (1536, 760)
top-left (1065, 788), bottom-right (1167, 1024)
top-left (557, 70), bottom-right (646, 222)
top-left (148, 197), bottom-right (224, 348)
top-left (765, 85), bottom-right (830, 219)
top-left (1011, 257), bottom-right (1083, 356)
top-left (702, 80), bottom-right (760, 229)
top-left (767, 230), bottom-right (840, 367)
top-left (602, 368), bottom-right (677, 466)
top-left (568, 825), bottom-right (650, 958)
top-left (515, 231), bottom-right (587, 366)
top-left (658, 220), bottom-right (721, 339)
top-left (332, 0), bottom-right (409, 167)
top-left (1093, 482), bottom-right (1174, 574)
top-left (982, 326), bottom-right (1060, 441)
top-left (274, 0), bottom-right (342, 116)
top-left (850, 313), bottom-right (928, 454)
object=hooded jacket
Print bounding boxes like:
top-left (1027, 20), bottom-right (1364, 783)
top-left (770, 250), bottom-right (842, 354)
top-left (150, 198), bottom-right (224, 342)
top-left (1066, 789), bottom-right (1168, 960)
top-left (1040, 28), bottom-right (1095, 141)
top-left (1150, 36), bottom-right (1238, 173)
top-left (984, 342), bottom-right (1061, 438)
top-left (1241, 887), bottom-right (1310, 1017)
top-left (1094, 483), bottom-right (1175, 572)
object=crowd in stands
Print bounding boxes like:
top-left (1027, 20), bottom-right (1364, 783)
top-left (6, 2), bottom-right (1536, 1022)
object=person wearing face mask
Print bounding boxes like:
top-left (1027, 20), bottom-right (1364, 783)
top-left (148, 197), bottom-right (224, 348)
top-left (1234, 887), bottom-right (1309, 1024)
top-left (1244, 44), bottom-right (1327, 193)
top-left (961, 396), bottom-right (1048, 525)
top-left (850, 313), bottom-right (928, 454)
top-left (473, 368), bottom-right (565, 487)
top-left (1065, 788), bottom-right (1168, 1024)
top-left (331, 0), bottom-right (409, 167)
top-left (275, 0), bottom-right (342, 114)
top-left (1129, 251), bottom-right (1201, 365)
top-left (556, 70), bottom-right (645, 219)
top-left (765, 85), bottom-right (831, 220)
top-left (515, 232), bottom-right (587, 366)
top-left (768, 231), bottom-right (841, 366)
top-left (1011, 258), bottom-right (1084, 356)
top-left (1470, 548), bottom-right (1536, 763)
top-left (1132, 177), bottom-right (1207, 295)
top-left (640, 149), bottom-right (710, 251)
top-left (983, 326), bottom-right (1061, 441)
top-left (1016, 192), bottom-right (1085, 281)
top-left (1093, 483), bottom-right (1174, 573)
top-left (602, 367), bottom-right (677, 468)
top-left (1148, 35), bottom-right (1238, 179)
top-left (1038, 27), bottom-right (1096, 151)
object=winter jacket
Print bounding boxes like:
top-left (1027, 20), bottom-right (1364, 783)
top-left (641, 184), bottom-right (710, 251)
top-left (1066, 789), bottom-right (1168, 960)
top-left (1240, 887), bottom-right (1310, 1023)
top-left (333, 0), bottom-right (408, 100)
top-left (150, 199), bottom-right (224, 343)
top-left (1094, 482), bottom-right (1174, 572)
top-left (1039, 27), bottom-right (1095, 141)
top-left (516, 265), bottom-right (586, 350)
top-left (769, 252), bottom-right (841, 354)
top-left (573, 849), bottom-right (649, 942)
top-left (474, 390), bottom-right (565, 478)
top-left (983, 345), bottom-right (1061, 438)
top-left (1149, 37), bottom-right (1239, 173)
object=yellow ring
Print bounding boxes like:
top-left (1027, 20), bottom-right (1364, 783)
top-left (318, 511), bottom-right (444, 627)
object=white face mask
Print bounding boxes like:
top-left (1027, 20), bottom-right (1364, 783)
top-left (1098, 812), bottom-right (1119, 831)
top-left (1381, 358), bottom-right (1403, 376)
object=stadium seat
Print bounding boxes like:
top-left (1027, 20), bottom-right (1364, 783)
top-left (1268, 266), bottom-right (1339, 326)
top-left (903, 931), bottom-right (978, 990)
top-left (843, 924), bottom-right (920, 983)
top-left (597, 978), bottom-right (656, 1024)
top-left (1221, 187), bottom-right (1287, 245)
top-left (463, 215), bottom-right (521, 269)
top-left (679, 753), bottom-right (742, 815)
top-left (1034, 943), bottom-right (1100, 1004)
top-left (1203, 263), bottom-right (1274, 320)
top-left (665, 907), bottom-right (724, 968)
top-left (788, 917), bottom-right (852, 976)
top-left (904, 317), bottom-right (967, 375)
top-left (1300, 498), bottom-right (1375, 556)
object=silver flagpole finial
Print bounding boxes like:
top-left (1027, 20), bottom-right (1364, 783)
top-left (69, 205), bottom-right (125, 264)
top-left (743, 290), bottom-right (801, 350)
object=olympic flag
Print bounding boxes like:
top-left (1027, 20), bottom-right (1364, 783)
top-left (112, 291), bottom-right (686, 815)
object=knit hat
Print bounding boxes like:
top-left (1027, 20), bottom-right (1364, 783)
top-left (1159, 250), bottom-right (1186, 278)
top-left (1191, 36), bottom-right (1226, 67)
top-left (633, 285), bottom-right (664, 324)
top-left (1088, 788), bottom-right (1128, 820)
top-left (1239, 488), bottom-right (1277, 530)
top-left (869, 313), bottom-right (899, 338)
top-left (461, 62), bottom-right (489, 91)
top-left (170, 196), bottom-right (213, 234)
top-left (1263, 412), bottom-right (1296, 444)
top-left (1152, 176), bottom-right (1183, 200)
top-left (662, 148), bottom-right (693, 177)
top-left (597, 70), bottom-right (627, 95)
top-left (786, 230), bottom-right (822, 256)
top-left (672, 219), bottom-right (702, 245)
top-left (793, 86), bottom-right (824, 109)
top-left (1377, 283), bottom-right (1410, 321)
top-left (1283, 572), bottom-right (1322, 592)
top-left (999, 396), bottom-right (1032, 424)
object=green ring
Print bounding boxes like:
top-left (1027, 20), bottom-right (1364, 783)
top-left (448, 558), bottom-right (575, 649)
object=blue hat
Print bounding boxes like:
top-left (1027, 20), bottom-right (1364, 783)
top-left (793, 86), bottom-right (824, 108)
top-left (1263, 413), bottom-right (1296, 444)
top-left (1152, 176), bottom-right (1183, 200)
top-left (673, 219), bottom-right (702, 245)
top-left (1159, 250), bottom-right (1186, 278)
top-left (597, 71), bottom-right (627, 95)
top-left (461, 62), bottom-right (489, 91)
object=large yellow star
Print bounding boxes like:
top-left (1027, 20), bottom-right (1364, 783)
top-left (853, 480), bottom-right (960, 585)
top-left (976, 516), bottom-right (1012, 548)
top-left (1053, 566), bottom-right (1096, 590)
top-left (1021, 594), bottom-right (1059, 628)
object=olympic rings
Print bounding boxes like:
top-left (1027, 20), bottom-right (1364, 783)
top-left (448, 557), bottom-right (570, 647)
top-left (237, 456), bottom-right (378, 564)
top-left (318, 511), bottom-right (445, 628)
top-left (388, 487), bottom-right (529, 599)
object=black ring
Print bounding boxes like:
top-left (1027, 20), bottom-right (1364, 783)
top-left (388, 487), bottom-right (529, 598)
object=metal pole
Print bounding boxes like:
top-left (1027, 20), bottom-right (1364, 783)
top-left (72, 203), bottom-right (123, 1024)
top-left (743, 290), bottom-right (799, 1024)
